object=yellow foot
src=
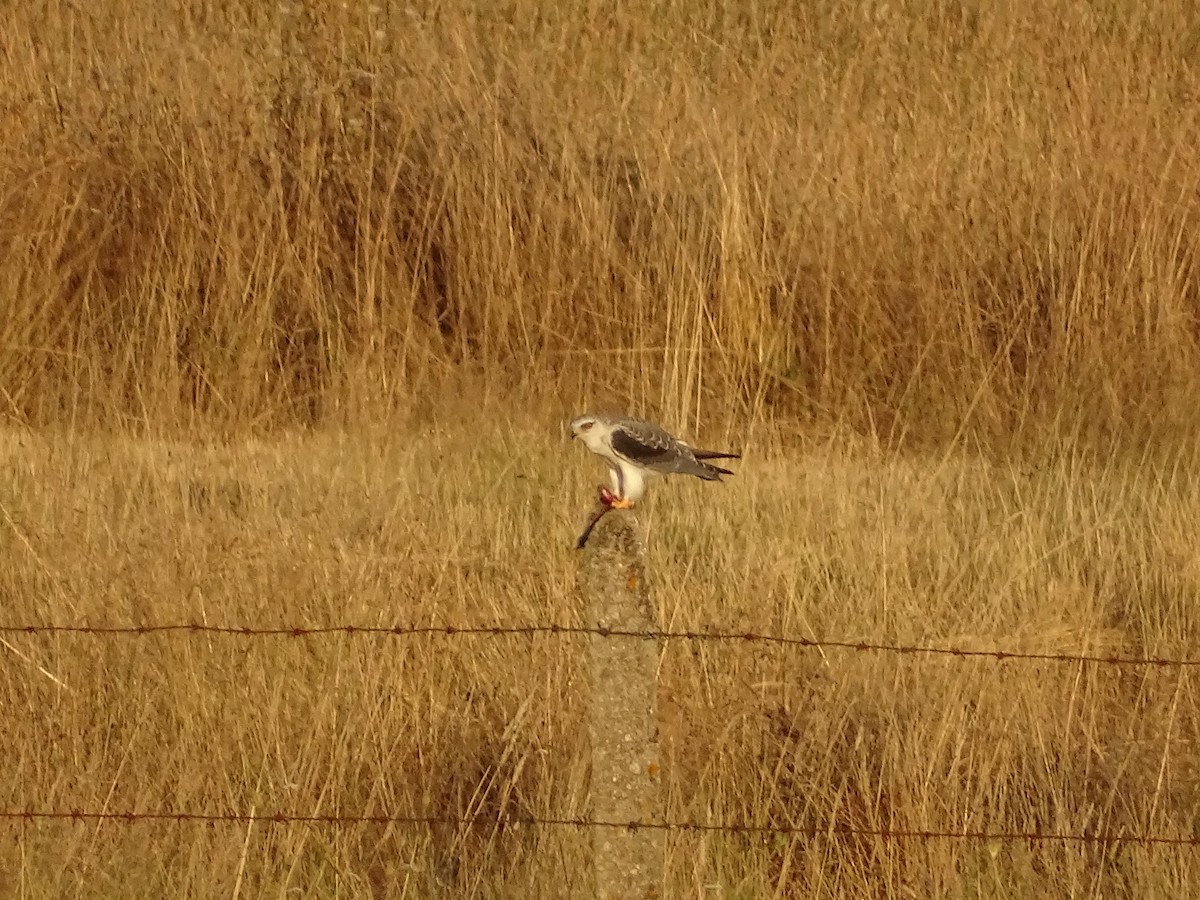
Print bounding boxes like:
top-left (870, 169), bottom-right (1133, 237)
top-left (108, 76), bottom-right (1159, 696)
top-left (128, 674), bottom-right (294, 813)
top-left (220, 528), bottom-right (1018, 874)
top-left (598, 486), bottom-right (636, 509)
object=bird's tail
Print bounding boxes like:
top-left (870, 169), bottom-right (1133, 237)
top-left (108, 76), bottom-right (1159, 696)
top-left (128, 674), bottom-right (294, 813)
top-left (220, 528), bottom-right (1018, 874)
top-left (697, 461), bottom-right (735, 480)
top-left (692, 449), bottom-right (740, 461)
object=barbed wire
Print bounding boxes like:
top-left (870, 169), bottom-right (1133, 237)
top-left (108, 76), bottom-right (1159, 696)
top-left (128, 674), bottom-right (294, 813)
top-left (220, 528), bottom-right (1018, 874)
top-left (2, 809), bottom-right (1196, 847)
top-left (0, 622), bottom-right (1196, 668)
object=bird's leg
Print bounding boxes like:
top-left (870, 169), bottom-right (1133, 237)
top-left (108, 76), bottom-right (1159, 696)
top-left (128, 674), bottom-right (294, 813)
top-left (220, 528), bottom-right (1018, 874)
top-left (613, 466), bottom-right (636, 509)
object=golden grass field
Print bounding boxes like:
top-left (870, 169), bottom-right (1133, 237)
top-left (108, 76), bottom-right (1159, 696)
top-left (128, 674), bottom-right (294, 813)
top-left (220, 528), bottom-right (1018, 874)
top-left (2, 0), bottom-right (1200, 896)
top-left (2, 426), bottom-right (1200, 897)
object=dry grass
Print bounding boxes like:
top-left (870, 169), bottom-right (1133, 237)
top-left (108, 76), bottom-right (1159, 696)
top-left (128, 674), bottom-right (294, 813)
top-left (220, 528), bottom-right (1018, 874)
top-left (2, 1), bottom-right (1200, 438)
top-left (1, 423), bottom-right (1199, 897)
top-left (3, 0), bottom-right (1200, 896)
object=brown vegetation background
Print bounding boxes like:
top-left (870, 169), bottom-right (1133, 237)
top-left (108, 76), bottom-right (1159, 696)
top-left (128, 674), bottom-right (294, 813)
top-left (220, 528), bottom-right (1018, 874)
top-left (3, 1), bottom-right (1200, 897)
top-left (3, 0), bottom-right (1200, 441)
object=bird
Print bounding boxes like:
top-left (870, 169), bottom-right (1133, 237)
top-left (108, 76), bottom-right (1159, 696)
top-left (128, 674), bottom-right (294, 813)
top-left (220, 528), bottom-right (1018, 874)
top-left (568, 413), bottom-right (740, 509)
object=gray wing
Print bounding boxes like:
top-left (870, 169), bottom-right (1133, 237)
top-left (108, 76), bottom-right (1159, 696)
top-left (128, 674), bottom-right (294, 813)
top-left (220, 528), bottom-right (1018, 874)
top-left (610, 420), bottom-right (731, 480)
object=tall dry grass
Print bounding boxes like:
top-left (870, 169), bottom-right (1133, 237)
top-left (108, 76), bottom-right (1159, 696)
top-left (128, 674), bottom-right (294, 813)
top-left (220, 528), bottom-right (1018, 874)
top-left (1, 0), bottom-right (1199, 440)
top-left (3, 2), bottom-right (1200, 897)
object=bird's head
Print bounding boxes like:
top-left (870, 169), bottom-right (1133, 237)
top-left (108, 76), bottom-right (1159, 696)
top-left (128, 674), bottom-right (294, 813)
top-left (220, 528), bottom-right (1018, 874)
top-left (568, 414), bottom-right (608, 451)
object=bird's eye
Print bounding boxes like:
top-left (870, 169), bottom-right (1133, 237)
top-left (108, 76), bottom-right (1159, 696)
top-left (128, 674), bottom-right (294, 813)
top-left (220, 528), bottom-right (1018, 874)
top-left (580, 421), bottom-right (594, 431)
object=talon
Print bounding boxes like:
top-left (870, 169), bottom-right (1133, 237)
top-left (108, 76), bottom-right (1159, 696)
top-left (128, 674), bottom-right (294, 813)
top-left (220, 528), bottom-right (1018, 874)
top-left (597, 486), bottom-right (634, 509)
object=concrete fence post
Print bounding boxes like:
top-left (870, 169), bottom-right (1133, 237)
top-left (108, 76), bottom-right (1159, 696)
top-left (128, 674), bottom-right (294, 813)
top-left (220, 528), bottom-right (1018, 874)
top-left (577, 505), bottom-right (664, 900)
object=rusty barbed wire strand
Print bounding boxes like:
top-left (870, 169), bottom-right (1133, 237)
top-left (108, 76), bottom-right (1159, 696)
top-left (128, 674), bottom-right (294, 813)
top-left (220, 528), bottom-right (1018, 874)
top-left (0, 622), bottom-right (1195, 668)
top-left (2, 809), bottom-right (1197, 847)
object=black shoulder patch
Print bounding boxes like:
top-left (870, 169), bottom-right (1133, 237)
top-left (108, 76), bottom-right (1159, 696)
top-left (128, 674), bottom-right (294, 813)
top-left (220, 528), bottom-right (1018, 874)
top-left (611, 428), bottom-right (676, 465)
